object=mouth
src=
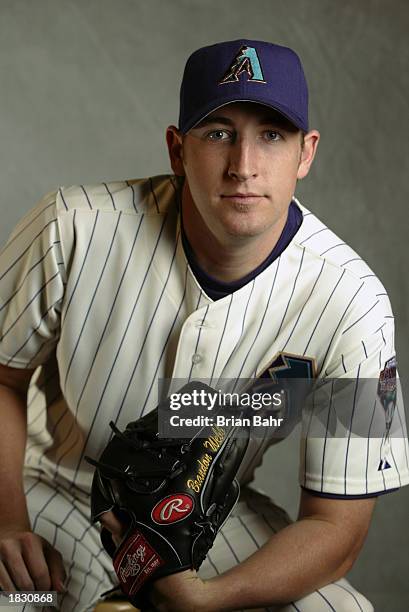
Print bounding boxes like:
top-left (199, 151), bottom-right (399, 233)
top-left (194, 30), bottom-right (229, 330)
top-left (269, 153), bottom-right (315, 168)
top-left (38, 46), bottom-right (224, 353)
top-left (221, 193), bottom-right (264, 204)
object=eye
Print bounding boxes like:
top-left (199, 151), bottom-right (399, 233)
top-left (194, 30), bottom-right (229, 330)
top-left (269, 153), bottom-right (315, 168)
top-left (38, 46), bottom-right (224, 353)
top-left (264, 130), bottom-right (281, 142)
top-left (206, 129), bottom-right (231, 141)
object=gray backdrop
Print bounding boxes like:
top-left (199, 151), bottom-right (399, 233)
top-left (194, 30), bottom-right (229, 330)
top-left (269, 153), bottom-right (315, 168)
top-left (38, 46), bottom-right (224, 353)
top-left (0, 0), bottom-right (408, 609)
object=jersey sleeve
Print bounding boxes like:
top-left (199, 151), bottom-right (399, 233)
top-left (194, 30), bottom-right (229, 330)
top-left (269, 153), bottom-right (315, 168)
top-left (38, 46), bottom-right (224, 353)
top-left (0, 191), bottom-right (66, 369)
top-left (299, 314), bottom-right (409, 497)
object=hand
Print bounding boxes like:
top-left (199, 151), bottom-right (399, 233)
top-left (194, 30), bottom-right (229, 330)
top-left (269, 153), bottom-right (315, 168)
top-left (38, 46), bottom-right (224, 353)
top-left (100, 511), bottom-right (210, 612)
top-left (0, 529), bottom-right (66, 593)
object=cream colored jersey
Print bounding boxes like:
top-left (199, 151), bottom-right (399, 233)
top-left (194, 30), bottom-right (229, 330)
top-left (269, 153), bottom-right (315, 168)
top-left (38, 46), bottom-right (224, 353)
top-left (0, 175), bottom-right (408, 499)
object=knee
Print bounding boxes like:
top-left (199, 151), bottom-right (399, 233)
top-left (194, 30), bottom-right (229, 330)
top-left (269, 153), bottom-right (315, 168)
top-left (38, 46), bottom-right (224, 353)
top-left (339, 595), bottom-right (373, 612)
top-left (332, 588), bottom-right (374, 612)
top-left (279, 587), bottom-right (374, 612)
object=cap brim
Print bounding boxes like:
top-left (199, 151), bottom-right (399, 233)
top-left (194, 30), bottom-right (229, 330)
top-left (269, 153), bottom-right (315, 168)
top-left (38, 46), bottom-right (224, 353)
top-left (180, 95), bottom-right (307, 133)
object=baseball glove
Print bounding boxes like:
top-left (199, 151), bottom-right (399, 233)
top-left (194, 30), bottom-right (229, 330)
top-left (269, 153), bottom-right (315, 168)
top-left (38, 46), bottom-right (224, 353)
top-left (86, 382), bottom-right (249, 608)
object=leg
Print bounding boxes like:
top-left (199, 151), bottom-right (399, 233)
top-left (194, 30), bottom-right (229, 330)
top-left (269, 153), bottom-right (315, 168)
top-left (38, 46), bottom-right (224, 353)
top-left (19, 474), bottom-right (116, 612)
top-left (279, 578), bottom-right (373, 611)
top-left (198, 486), bottom-right (373, 612)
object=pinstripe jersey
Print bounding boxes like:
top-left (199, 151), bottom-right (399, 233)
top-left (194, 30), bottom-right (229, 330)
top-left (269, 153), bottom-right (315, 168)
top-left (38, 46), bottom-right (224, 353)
top-left (0, 174), bottom-right (408, 499)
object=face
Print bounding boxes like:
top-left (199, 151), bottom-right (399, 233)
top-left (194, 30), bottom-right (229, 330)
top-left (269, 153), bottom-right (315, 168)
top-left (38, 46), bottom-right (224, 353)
top-left (167, 102), bottom-right (319, 246)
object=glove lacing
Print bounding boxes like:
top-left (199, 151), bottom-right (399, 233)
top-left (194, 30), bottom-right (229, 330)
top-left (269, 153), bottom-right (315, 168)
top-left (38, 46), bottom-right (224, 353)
top-left (191, 503), bottom-right (220, 566)
top-left (85, 421), bottom-right (192, 484)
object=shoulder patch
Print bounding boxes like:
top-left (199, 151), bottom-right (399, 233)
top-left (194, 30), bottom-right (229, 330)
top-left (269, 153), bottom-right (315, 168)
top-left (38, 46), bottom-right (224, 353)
top-left (378, 356), bottom-right (397, 408)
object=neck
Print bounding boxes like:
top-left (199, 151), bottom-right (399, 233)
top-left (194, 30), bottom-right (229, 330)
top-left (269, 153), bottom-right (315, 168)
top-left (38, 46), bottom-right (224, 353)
top-left (181, 183), bottom-right (289, 283)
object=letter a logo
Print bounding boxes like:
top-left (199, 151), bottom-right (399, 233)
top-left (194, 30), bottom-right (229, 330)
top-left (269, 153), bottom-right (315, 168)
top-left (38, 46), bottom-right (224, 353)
top-left (220, 45), bottom-right (265, 84)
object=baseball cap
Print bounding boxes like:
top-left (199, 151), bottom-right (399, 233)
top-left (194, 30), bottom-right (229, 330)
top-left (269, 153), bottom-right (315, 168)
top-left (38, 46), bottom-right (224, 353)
top-left (178, 39), bottom-right (309, 133)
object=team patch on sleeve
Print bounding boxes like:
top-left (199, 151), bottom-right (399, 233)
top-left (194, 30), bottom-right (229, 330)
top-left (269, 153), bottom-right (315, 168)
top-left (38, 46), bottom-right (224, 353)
top-left (377, 356), bottom-right (397, 408)
top-left (377, 356), bottom-right (397, 472)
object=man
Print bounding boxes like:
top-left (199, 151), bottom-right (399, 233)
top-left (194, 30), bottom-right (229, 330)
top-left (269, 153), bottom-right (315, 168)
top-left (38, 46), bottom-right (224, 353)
top-left (0, 39), bottom-right (407, 611)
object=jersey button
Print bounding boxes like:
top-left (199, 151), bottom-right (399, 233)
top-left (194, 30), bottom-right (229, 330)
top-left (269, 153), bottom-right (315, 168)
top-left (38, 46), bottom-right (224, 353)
top-left (191, 353), bottom-right (202, 365)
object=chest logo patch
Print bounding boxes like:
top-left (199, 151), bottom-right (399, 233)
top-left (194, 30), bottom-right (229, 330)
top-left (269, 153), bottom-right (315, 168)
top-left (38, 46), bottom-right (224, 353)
top-left (259, 352), bottom-right (316, 381)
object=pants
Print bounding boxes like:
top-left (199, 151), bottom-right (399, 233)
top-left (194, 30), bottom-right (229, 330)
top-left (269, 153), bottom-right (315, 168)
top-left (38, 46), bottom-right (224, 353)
top-left (19, 474), bottom-right (373, 612)
top-left (199, 487), bottom-right (374, 612)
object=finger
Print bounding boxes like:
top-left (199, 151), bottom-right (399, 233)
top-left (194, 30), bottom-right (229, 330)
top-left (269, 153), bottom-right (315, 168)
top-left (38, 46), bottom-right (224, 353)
top-left (20, 535), bottom-right (51, 591)
top-left (99, 510), bottom-right (127, 547)
top-left (1, 548), bottom-right (35, 591)
top-left (43, 544), bottom-right (67, 593)
top-left (99, 510), bottom-right (125, 537)
top-left (0, 560), bottom-right (17, 591)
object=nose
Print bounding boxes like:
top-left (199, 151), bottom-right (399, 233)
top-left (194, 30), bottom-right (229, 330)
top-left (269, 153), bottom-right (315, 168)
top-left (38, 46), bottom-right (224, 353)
top-left (227, 138), bottom-right (258, 181)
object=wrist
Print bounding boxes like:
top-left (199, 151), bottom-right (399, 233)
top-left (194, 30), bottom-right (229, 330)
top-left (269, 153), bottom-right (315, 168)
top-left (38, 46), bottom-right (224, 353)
top-left (0, 523), bottom-right (32, 538)
top-left (149, 571), bottom-right (210, 612)
top-left (195, 578), bottom-right (219, 612)
top-left (200, 574), bottom-right (244, 612)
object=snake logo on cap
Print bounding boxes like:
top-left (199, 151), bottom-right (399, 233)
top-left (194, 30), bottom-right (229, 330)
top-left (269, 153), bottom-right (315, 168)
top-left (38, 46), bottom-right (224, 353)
top-left (220, 45), bottom-right (265, 84)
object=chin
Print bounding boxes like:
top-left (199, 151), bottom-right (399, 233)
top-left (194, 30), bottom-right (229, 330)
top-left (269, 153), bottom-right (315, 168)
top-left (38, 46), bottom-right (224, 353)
top-left (222, 220), bottom-right (270, 239)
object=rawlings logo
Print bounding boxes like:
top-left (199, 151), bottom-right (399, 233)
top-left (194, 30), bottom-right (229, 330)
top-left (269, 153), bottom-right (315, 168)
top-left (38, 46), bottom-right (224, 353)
top-left (114, 531), bottom-right (164, 595)
top-left (151, 494), bottom-right (194, 524)
top-left (119, 546), bottom-right (146, 582)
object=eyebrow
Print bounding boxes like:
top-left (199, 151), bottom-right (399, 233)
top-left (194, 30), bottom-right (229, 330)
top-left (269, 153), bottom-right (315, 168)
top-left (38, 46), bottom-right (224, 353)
top-left (194, 116), bottom-right (234, 127)
top-left (193, 114), bottom-right (293, 129)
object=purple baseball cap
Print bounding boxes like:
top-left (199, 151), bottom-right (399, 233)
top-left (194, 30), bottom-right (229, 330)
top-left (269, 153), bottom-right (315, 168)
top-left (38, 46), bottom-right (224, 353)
top-left (178, 39), bottom-right (309, 133)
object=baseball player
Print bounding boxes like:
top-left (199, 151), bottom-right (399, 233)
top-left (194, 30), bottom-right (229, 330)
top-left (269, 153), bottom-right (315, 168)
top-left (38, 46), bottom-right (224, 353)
top-left (0, 39), bottom-right (408, 612)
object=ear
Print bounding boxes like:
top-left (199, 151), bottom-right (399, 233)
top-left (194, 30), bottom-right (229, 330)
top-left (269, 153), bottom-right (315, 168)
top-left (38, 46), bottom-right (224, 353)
top-left (297, 130), bottom-right (320, 180)
top-left (166, 126), bottom-right (185, 176)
